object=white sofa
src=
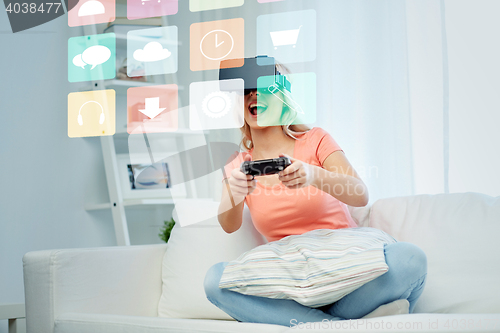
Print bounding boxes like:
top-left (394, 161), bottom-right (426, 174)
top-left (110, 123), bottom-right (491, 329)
top-left (23, 193), bottom-right (500, 333)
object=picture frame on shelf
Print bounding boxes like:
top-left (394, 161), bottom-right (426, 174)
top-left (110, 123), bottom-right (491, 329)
top-left (117, 153), bottom-right (187, 200)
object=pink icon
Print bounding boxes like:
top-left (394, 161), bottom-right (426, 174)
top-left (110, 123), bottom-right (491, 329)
top-left (127, 0), bottom-right (177, 20)
top-left (127, 85), bottom-right (178, 134)
top-left (68, 0), bottom-right (115, 27)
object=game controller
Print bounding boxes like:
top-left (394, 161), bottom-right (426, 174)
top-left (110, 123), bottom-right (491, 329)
top-left (240, 157), bottom-right (292, 177)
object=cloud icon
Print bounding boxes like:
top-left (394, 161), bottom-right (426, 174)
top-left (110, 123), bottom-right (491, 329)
top-left (78, 0), bottom-right (105, 17)
top-left (72, 45), bottom-right (111, 70)
top-left (133, 42), bottom-right (172, 62)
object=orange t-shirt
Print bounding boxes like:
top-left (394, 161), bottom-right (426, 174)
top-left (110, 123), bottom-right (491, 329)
top-left (223, 127), bottom-right (358, 242)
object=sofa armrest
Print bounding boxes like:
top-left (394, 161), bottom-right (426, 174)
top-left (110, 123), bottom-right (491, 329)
top-left (23, 244), bottom-right (167, 333)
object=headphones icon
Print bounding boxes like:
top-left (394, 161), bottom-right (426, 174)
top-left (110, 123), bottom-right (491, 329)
top-left (77, 100), bottom-right (105, 126)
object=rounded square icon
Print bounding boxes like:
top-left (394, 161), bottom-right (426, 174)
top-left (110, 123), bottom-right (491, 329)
top-left (127, 84), bottom-right (178, 134)
top-left (256, 72), bottom-right (316, 127)
top-left (128, 26), bottom-right (178, 77)
top-left (189, 0), bottom-right (243, 12)
top-left (128, 0), bottom-right (177, 20)
top-left (68, 33), bottom-right (116, 83)
top-left (68, 0), bottom-right (115, 27)
top-left (68, 89), bottom-right (116, 138)
top-left (190, 18), bottom-right (244, 71)
top-left (189, 79), bottom-right (244, 130)
top-left (257, 9), bottom-right (316, 65)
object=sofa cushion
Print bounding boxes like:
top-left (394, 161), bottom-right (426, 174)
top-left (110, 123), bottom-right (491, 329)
top-left (55, 313), bottom-right (288, 333)
top-left (219, 227), bottom-right (396, 308)
top-left (158, 200), bottom-right (266, 320)
top-left (54, 312), bottom-right (500, 333)
top-left (369, 193), bottom-right (500, 314)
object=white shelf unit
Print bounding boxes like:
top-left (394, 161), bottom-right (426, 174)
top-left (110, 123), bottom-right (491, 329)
top-left (85, 198), bottom-right (176, 211)
top-left (81, 18), bottom-right (200, 246)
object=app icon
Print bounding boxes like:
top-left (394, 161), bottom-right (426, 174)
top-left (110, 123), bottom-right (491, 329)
top-left (68, 90), bottom-right (116, 138)
top-left (190, 19), bottom-right (244, 71)
top-left (127, 84), bottom-right (178, 134)
top-left (68, 33), bottom-right (116, 82)
top-left (257, 9), bottom-right (316, 65)
top-left (190, 79), bottom-right (244, 130)
top-left (256, 72), bottom-right (316, 126)
top-left (189, 0), bottom-right (243, 12)
top-left (127, 0), bottom-right (177, 20)
top-left (128, 26), bottom-right (178, 77)
top-left (68, 0), bottom-right (115, 27)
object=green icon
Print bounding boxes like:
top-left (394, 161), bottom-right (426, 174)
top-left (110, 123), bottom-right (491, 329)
top-left (68, 33), bottom-right (116, 83)
top-left (257, 72), bottom-right (316, 126)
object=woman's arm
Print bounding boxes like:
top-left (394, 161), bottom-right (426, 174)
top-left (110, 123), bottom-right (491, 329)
top-left (218, 155), bottom-right (257, 233)
top-left (315, 151), bottom-right (369, 206)
top-left (278, 151), bottom-right (369, 207)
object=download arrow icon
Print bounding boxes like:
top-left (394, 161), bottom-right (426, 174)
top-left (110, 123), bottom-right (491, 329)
top-left (138, 97), bottom-right (167, 119)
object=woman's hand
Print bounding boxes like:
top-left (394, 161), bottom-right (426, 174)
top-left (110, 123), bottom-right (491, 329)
top-left (277, 154), bottom-right (318, 189)
top-left (226, 154), bottom-right (257, 204)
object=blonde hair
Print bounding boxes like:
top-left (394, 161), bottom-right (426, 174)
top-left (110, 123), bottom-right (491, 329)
top-left (240, 62), bottom-right (310, 150)
top-left (240, 122), bottom-right (310, 151)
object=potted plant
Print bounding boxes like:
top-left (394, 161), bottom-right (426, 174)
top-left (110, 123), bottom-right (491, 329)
top-left (159, 217), bottom-right (176, 243)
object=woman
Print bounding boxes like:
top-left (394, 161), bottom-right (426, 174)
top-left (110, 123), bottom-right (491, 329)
top-left (204, 68), bottom-right (427, 327)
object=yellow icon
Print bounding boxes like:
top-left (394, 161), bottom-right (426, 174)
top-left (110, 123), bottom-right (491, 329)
top-left (68, 89), bottom-right (116, 138)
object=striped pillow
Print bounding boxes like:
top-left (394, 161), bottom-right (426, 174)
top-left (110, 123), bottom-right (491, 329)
top-left (219, 227), bottom-right (397, 308)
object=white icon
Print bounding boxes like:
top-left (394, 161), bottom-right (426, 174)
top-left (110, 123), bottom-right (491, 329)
top-left (200, 29), bottom-right (234, 61)
top-left (78, 100), bottom-right (105, 126)
top-left (202, 91), bottom-right (232, 118)
top-left (73, 45), bottom-right (111, 70)
top-left (268, 84), bottom-right (304, 114)
top-left (78, 0), bottom-right (105, 16)
top-left (190, 79), bottom-right (244, 131)
top-left (215, 34), bottom-right (224, 48)
top-left (141, 0), bottom-right (160, 4)
top-left (138, 97), bottom-right (166, 119)
top-left (269, 25), bottom-right (302, 49)
top-left (133, 42), bottom-right (172, 62)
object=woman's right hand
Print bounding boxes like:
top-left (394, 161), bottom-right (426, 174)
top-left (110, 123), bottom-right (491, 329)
top-left (227, 155), bottom-right (257, 204)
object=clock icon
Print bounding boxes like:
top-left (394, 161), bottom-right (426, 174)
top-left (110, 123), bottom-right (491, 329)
top-left (199, 29), bottom-right (234, 61)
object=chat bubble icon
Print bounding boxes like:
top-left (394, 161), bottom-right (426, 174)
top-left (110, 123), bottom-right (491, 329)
top-left (73, 45), bottom-right (111, 70)
top-left (72, 54), bottom-right (86, 69)
top-left (83, 45), bottom-right (111, 69)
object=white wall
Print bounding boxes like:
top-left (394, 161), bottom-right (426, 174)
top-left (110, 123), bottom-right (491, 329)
top-left (406, 0), bottom-right (446, 195)
top-left (445, 0), bottom-right (500, 196)
top-left (406, 0), bottom-right (500, 197)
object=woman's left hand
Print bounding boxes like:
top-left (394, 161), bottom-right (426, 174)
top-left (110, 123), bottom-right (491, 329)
top-left (277, 154), bottom-right (318, 189)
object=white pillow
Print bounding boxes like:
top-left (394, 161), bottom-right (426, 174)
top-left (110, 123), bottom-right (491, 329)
top-left (369, 193), bottom-right (500, 313)
top-left (219, 227), bottom-right (397, 308)
top-left (157, 201), bottom-right (266, 320)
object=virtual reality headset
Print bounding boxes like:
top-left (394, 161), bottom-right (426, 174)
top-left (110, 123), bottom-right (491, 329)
top-left (219, 56), bottom-right (291, 94)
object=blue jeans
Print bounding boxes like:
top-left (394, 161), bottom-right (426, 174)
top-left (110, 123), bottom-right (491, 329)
top-left (204, 241), bottom-right (427, 327)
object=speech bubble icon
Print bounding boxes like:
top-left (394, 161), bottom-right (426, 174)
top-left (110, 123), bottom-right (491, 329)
top-left (72, 54), bottom-right (86, 69)
top-left (81, 45), bottom-right (111, 70)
